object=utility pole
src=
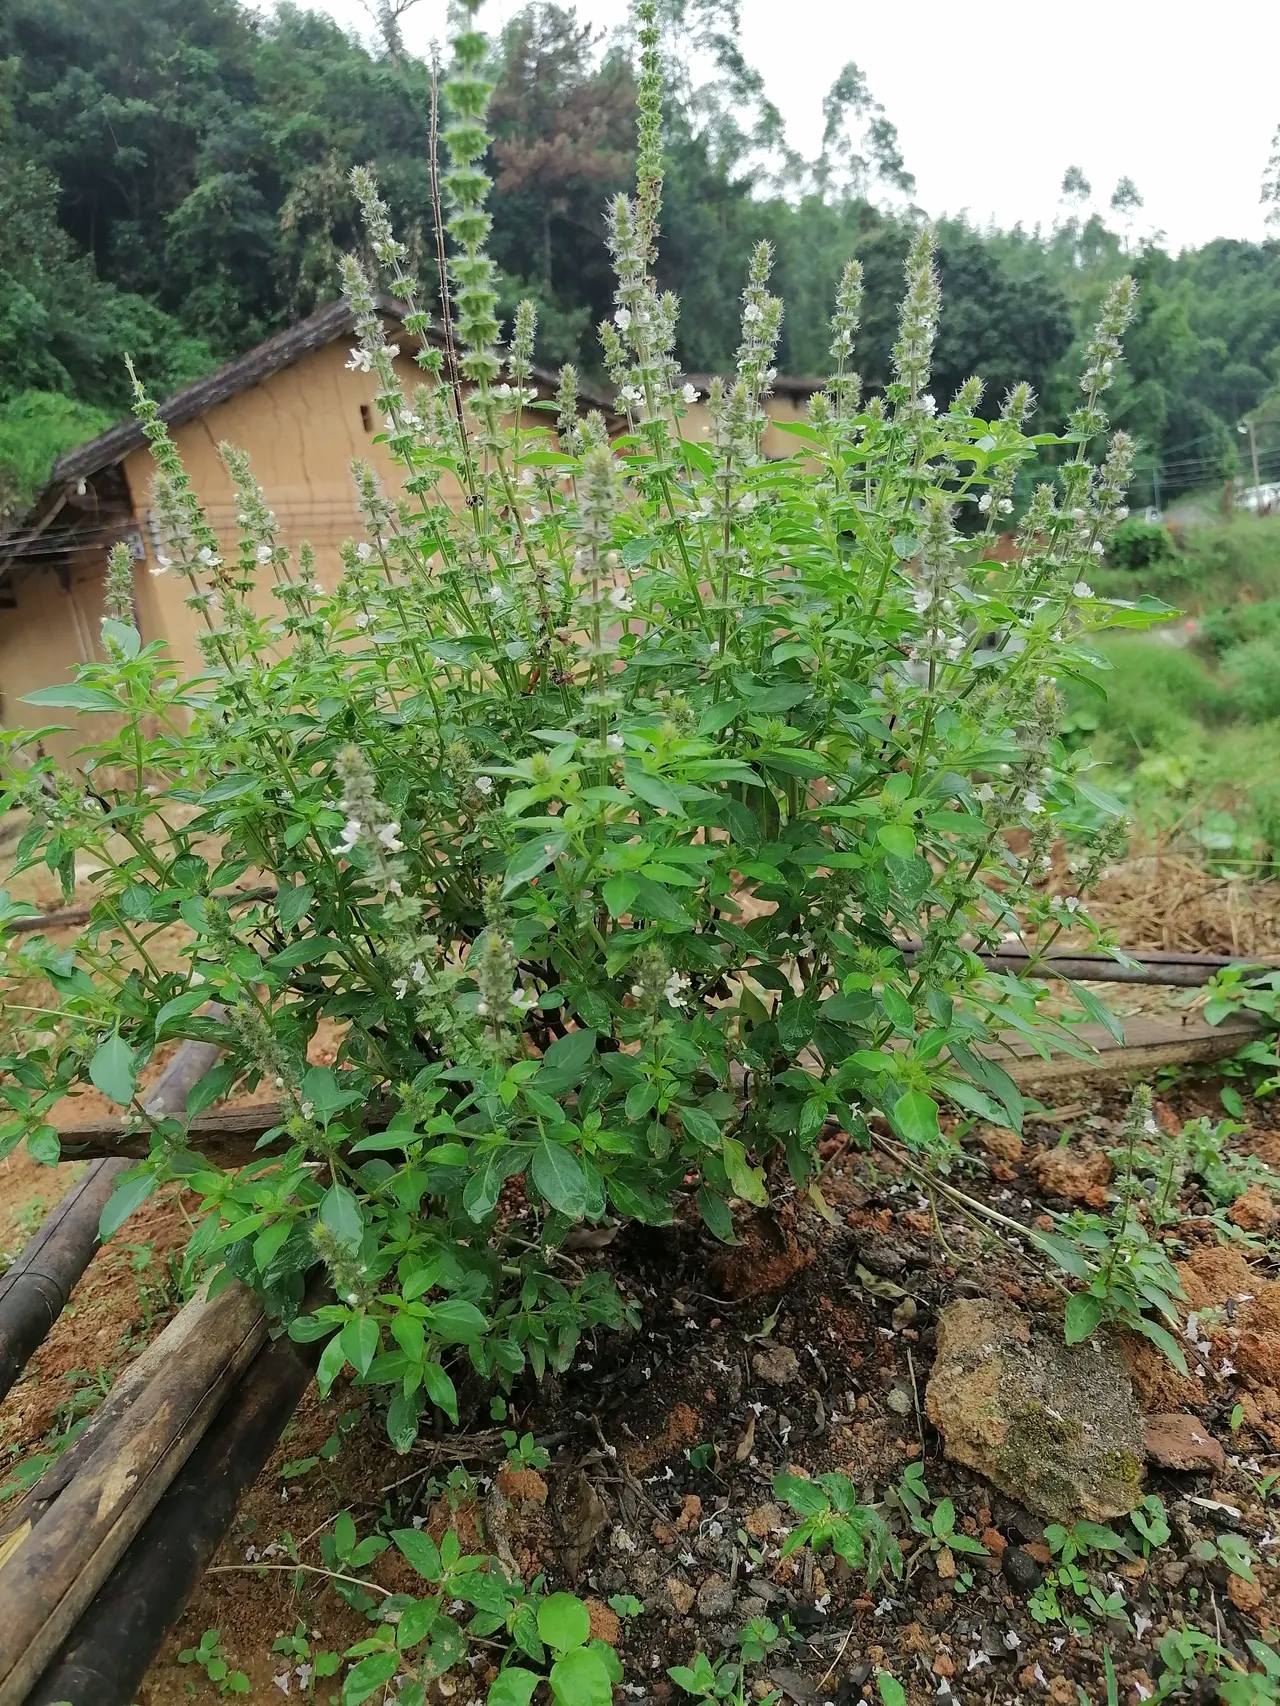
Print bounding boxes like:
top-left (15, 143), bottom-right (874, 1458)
top-left (1151, 460), bottom-right (1161, 519)
top-left (1239, 418), bottom-right (1262, 515)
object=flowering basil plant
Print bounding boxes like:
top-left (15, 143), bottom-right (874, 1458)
top-left (0, 0), bottom-right (1167, 1447)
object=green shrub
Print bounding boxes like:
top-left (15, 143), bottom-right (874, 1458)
top-left (1196, 595), bottom-right (1280, 658)
top-left (0, 0), bottom-right (1165, 1448)
top-left (1106, 518), bottom-right (1179, 571)
top-left (1220, 636), bottom-right (1280, 722)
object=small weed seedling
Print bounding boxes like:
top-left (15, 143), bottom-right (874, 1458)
top-left (669, 1621), bottom-right (782, 1706)
top-left (887, 1463), bottom-right (989, 1573)
top-left (1037, 1087), bottom-right (1188, 1369)
top-left (177, 1629), bottom-right (249, 1697)
top-left (775, 1471), bottom-right (901, 1590)
top-left (1152, 1628), bottom-right (1280, 1705)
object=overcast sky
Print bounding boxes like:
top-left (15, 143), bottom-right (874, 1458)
top-left (260, 0), bottom-right (1280, 254)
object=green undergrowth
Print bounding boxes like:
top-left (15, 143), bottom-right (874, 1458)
top-left (1068, 512), bottom-right (1280, 865)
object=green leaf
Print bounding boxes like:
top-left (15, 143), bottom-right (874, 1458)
top-left (877, 822), bottom-right (917, 858)
top-left (531, 1141), bottom-right (588, 1218)
top-left (340, 1313), bottom-right (379, 1377)
top-left (540, 1028), bottom-right (597, 1086)
top-left (1072, 981), bottom-right (1124, 1043)
top-left (1135, 1315), bottom-right (1189, 1374)
top-left (343, 1651), bottom-right (399, 1705)
top-left (397, 1598), bottom-right (438, 1651)
top-left (629, 875), bottom-right (692, 926)
top-left (316, 1333), bottom-right (347, 1398)
top-left (25, 1126), bottom-right (60, 1166)
top-left (392, 1527), bottom-right (442, 1581)
top-left (422, 1362), bottom-right (459, 1424)
top-left (154, 987), bottom-right (210, 1037)
top-left (722, 1135), bottom-right (768, 1207)
top-left (679, 1105), bottom-right (720, 1147)
top-left (602, 875), bottom-right (639, 918)
top-left (186, 1062), bottom-right (238, 1117)
top-left (277, 882), bottom-right (314, 930)
top-left (888, 1090), bottom-right (940, 1151)
top-left (876, 1676), bottom-right (906, 1706)
top-left (697, 1187), bottom-right (736, 1244)
top-left (99, 1172), bottom-right (157, 1239)
top-left (538, 1592), bottom-right (592, 1652)
top-left (550, 1647), bottom-right (613, 1706)
top-left (490, 1669), bottom-right (541, 1706)
top-left (301, 1065), bottom-right (365, 1125)
top-left (503, 834), bottom-right (568, 897)
top-left (22, 683), bottom-right (122, 712)
top-left (624, 762), bottom-right (685, 817)
top-left (426, 1298), bottom-right (487, 1345)
top-left (89, 1034), bottom-right (136, 1106)
top-left (1064, 1292), bottom-right (1104, 1344)
top-left (386, 1387), bottom-right (421, 1453)
top-left (320, 1184), bottom-right (363, 1250)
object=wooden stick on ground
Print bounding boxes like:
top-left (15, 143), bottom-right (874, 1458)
top-left (0, 1035), bottom-right (223, 1402)
top-left (0, 1277), bottom-right (266, 1706)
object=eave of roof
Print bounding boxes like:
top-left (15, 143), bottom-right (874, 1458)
top-left (40, 297), bottom-right (614, 501)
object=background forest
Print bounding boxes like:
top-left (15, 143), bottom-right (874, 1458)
top-left (3, 0), bottom-right (1280, 523)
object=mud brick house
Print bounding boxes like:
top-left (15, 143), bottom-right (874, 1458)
top-left (0, 298), bottom-right (819, 761)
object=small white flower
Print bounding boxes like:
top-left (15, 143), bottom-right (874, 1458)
top-left (975, 783), bottom-right (995, 803)
top-left (410, 958), bottom-right (426, 984)
top-left (618, 384), bottom-right (643, 408)
top-left (274, 1671), bottom-right (291, 1694)
top-left (150, 553), bottom-right (171, 577)
top-left (393, 977), bottom-right (408, 1000)
top-left (607, 733), bottom-right (624, 753)
top-left (977, 492), bottom-right (993, 514)
top-left (491, 382), bottom-right (513, 399)
top-left (1064, 895), bottom-right (1079, 912)
top-left (742, 302), bottom-right (763, 324)
top-left (681, 383), bottom-right (699, 405)
top-left (355, 613), bottom-right (371, 629)
top-left (912, 587), bottom-right (932, 614)
top-left (346, 347), bottom-right (373, 372)
top-left (1091, 539), bottom-right (1105, 556)
top-left (197, 545), bottom-right (222, 568)
top-left (474, 775), bottom-right (494, 795)
top-left (376, 821), bottom-right (404, 853)
top-left (919, 393), bottom-right (937, 416)
top-left (356, 542), bottom-right (373, 563)
top-left (487, 584), bottom-right (505, 604)
top-left (339, 817), bottom-right (362, 852)
top-left (312, 580), bottom-right (324, 596)
top-left (614, 307), bottom-right (632, 330)
top-left (509, 988), bottom-right (538, 1013)
top-left (664, 970), bottom-right (691, 1008)
top-left (476, 999), bottom-right (489, 1017)
top-left (609, 587), bottom-right (635, 612)
top-left (1022, 789), bottom-right (1044, 814)
top-left (1115, 505), bottom-right (1130, 520)
top-left (256, 543), bottom-right (274, 564)
top-left (385, 343), bottom-right (400, 360)
top-left (1073, 580), bottom-right (1094, 598)
top-left (998, 497), bottom-right (1013, 514)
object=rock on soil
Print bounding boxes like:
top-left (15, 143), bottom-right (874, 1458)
top-left (1143, 1412), bottom-right (1227, 1473)
top-left (925, 1298), bottom-right (1145, 1524)
top-left (751, 1344), bottom-right (800, 1386)
top-left (1028, 1146), bottom-right (1112, 1206)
